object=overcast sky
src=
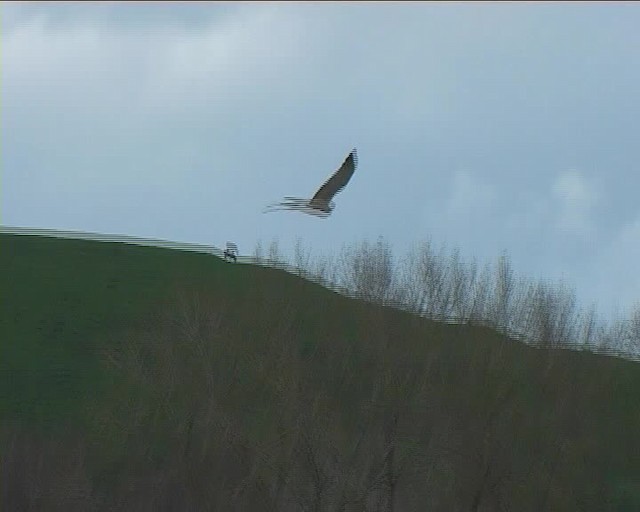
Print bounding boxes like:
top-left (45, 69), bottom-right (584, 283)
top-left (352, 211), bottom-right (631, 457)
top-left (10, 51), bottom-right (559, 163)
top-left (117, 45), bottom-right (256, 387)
top-left (3, 2), bottom-right (639, 323)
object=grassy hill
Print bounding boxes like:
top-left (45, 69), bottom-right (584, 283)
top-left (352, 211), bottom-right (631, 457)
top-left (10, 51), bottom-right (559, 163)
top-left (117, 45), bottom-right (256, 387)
top-left (1, 232), bottom-right (639, 511)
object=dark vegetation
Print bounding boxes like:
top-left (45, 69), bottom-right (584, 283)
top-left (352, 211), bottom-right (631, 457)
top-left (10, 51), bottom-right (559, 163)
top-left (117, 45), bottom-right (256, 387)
top-left (1, 232), bottom-right (639, 511)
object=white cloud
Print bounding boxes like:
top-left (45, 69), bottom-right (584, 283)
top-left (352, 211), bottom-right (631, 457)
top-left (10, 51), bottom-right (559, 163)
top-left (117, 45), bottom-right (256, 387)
top-left (446, 169), bottom-right (496, 223)
top-left (552, 169), bottom-right (598, 235)
top-left (142, 6), bottom-right (304, 111)
top-left (2, 4), bottom-right (303, 115)
top-left (575, 211), bottom-right (640, 322)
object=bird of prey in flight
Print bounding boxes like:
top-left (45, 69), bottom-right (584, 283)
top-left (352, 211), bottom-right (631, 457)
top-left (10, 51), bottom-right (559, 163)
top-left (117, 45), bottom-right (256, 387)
top-left (263, 148), bottom-right (358, 218)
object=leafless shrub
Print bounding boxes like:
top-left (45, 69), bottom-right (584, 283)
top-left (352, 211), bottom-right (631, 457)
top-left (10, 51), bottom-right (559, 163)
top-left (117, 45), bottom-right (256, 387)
top-left (254, 239), bottom-right (265, 264)
top-left (445, 248), bottom-right (474, 321)
top-left (575, 303), bottom-right (601, 348)
top-left (599, 304), bottom-right (639, 354)
top-left (278, 234), bottom-right (638, 359)
top-left (294, 237), bottom-right (312, 279)
top-left (514, 279), bottom-right (579, 348)
top-left (629, 304), bottom-right (640, 351)
top-left (337, 236), bottom-right (396, 305)
top-left (468, 261), bottom-right (494, 326)
top-left (396, 238), bottom-right (451, 319)
top-left (268, 237), bottom-right (284, 267)
top-left (310, 251), bottom-right (339, 289)
top-left (491, 251), bottom-right (515, 333)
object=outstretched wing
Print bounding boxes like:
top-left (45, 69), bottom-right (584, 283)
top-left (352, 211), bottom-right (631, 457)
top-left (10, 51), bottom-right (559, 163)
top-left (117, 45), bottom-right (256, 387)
top-left (263, 197), bottom-right (308, 213)
top-left (310, 148), bottom-right (358, 203)
top-left (263, 198), bottom-right (331, 218)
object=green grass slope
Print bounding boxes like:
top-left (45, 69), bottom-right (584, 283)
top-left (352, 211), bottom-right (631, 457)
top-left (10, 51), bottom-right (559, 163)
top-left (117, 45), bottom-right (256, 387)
top-left (1, 232), bottom-right (639, 511)
top-left (1, 233), bottom-right (246, 426)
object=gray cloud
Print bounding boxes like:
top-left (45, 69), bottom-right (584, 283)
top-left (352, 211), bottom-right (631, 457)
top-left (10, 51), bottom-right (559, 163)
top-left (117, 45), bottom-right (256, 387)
top-left (3, 2), bottom-right (640, 323)
top-left (552, 169), bottom-right (598, 236)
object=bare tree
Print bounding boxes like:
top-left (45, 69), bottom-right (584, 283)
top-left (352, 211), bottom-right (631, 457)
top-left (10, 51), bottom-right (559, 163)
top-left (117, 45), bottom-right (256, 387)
top-left (552, 280), bottom-right (579, 347)
top-left (259, 232), bottom-right (634, 360)
top-left (254, 239), bottom-right (265, 264)
top-left (600, 307), bottom-right (635, 354)
top-left (293, 237), bottom-right (312, 279)
top-left (406, 239), bottom-right (451, 319)
top-left (468, 262), bottom-right (493, 326)
top-left (519, 279), bottom-right (578, 348)
top-left (628, 303), bottom-right (640, 352)
top-left (312, 253), bottom-right (331, 287)
top-left (338, 236), bottom-right (396, 305)
top-left (268, 237), bottom-right (284, 267)
top-left (492, 252), bottom-right (515, 334)
top-left (447, 248), bottom-right (474, 322)
top-left (397, 242), bottom-right (423, 315)
top-left (575, 302), bottom-right (600, 348)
